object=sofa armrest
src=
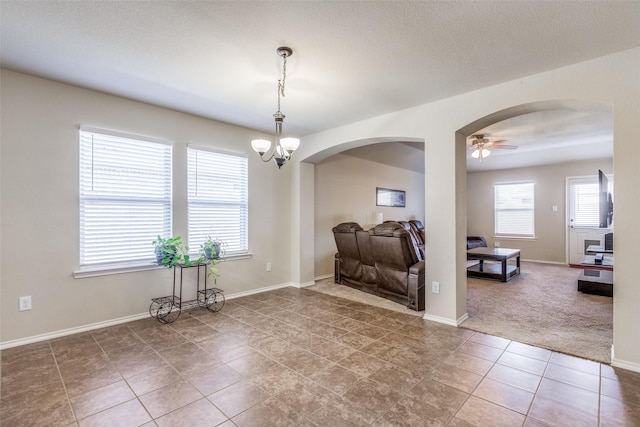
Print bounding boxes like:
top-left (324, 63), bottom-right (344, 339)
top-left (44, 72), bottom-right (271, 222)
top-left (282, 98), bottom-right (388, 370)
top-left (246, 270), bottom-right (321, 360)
top-left (408, 261), bottom-right (425, 311)
top-left (467, 236), bottom-right (487, 249)
top-left (409, 261), bottom-right (425, 277)
top-left (334, 252), bottom-right (341, 283)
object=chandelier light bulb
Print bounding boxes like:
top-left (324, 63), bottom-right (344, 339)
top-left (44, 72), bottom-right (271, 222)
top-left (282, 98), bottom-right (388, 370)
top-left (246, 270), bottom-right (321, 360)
top-left (251, 139), bottom-right (271, 155)
top-left (280, 137), bottom-right (300, 153)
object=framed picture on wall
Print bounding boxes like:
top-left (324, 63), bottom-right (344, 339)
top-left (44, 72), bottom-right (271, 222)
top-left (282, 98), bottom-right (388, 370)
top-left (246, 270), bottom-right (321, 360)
top-left (376, 187), bottom-right (405, 207)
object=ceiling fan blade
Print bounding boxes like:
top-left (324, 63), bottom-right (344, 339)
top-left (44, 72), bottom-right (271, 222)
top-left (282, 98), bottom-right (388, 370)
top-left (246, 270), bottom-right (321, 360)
top-left (492, 144), bottom-right (518, 149)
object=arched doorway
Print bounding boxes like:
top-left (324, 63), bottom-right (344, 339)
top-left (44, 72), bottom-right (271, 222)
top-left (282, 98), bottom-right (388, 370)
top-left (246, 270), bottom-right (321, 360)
top-left (456, 100), bottom-right (614, 362)
top-left (303, 137), bottom-right (426, 281)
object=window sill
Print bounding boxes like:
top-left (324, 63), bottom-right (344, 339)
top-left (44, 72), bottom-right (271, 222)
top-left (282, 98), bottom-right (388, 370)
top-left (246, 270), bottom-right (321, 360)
top-left (493, 236), bottom-right (537, 241)
top-left (74, 261), bottom-right (163, 279)
top-left (74, 252), bottom-right (252, 279)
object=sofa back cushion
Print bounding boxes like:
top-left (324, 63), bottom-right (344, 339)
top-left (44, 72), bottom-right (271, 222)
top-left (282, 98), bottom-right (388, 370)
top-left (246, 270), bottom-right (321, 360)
top-left (369, 223), bottom-right (419, 295)
top-left (356, 230), bottom-right (376, 286)
top-left (332, 222), bottom-right (363, 284)
top-left (409, 220), bottom-right (425, 245)
top-left (398, 221), bottom-right (424, 261)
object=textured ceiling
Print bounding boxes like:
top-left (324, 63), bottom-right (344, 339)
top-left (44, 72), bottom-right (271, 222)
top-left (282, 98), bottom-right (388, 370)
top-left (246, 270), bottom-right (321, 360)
top-left (1, 1), bottom-right (636, 170)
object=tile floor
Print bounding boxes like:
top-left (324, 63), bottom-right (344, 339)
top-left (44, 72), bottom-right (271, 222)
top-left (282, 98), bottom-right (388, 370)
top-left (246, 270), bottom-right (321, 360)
top-left (1, 287), bottom-right (640, 426)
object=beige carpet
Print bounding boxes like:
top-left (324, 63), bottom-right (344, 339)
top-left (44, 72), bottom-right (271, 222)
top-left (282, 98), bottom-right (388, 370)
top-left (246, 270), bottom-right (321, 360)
top-left (309, 262), bottom-right (613, 363)
top-left (307, 278), bottom-right (423, 317)
top-left (462, 261), bottom-right (613, 363)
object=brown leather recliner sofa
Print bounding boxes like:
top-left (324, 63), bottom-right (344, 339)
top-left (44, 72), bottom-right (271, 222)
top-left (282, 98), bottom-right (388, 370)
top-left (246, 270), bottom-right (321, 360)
top-left (333, 222), bottom-right (425, 311)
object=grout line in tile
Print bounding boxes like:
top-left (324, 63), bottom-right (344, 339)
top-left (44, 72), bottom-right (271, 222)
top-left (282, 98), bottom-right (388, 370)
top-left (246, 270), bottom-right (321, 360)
top-left (48, 340), bottom-right (79, 425)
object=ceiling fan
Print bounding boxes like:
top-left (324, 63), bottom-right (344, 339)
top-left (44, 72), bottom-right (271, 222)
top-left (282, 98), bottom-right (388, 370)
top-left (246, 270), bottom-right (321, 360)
top-left (468, 134), bottom-right (517, 162)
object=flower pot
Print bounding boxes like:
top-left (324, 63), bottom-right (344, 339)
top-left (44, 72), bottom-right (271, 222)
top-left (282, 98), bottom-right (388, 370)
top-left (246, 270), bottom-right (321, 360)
top-left (204, 243), bottom-right (221, 260)
top-left (156, 245), bottom-right (176, 265)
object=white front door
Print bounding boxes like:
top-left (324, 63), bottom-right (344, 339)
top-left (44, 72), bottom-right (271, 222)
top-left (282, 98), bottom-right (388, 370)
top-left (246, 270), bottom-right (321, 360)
top-left (567, 176), bottom-right (612, 265)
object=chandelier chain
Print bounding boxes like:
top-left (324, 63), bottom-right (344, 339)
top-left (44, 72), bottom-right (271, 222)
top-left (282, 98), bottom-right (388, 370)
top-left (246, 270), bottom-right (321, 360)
top-left (277, 54), bottom-right (287, 113)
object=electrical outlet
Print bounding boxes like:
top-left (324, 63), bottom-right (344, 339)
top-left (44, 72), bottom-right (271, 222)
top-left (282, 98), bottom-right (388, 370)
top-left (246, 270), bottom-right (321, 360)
top-left (19, 296), bottom-right (32, 311)
top-left (494, 241), bottom-right (500, 248)
top-left (432, 281), bottom-right (440, 294)
top-left (266, 262), bottom-right (272, 272)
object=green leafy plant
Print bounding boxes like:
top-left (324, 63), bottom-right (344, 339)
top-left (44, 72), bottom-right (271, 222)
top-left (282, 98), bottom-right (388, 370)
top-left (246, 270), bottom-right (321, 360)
top-left (200, 236), bottom-right (225, 260)
top-left (153, 235), bottom-right (203, 268)
top-left (200, 236), bottom-right (226, 283)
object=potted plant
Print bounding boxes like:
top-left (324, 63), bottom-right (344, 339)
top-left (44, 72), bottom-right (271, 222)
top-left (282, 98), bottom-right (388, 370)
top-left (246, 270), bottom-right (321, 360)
top-left (200, 236), bottom-right (224, 260)
top-left (153, 235), bottom-right (203, 267)
top-left (200, 236), bottom-right (226, 283)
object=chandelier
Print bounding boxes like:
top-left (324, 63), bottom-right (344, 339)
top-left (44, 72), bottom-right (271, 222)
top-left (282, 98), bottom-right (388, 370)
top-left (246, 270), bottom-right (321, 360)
top-left (250, 46), bottom-right (300, 169)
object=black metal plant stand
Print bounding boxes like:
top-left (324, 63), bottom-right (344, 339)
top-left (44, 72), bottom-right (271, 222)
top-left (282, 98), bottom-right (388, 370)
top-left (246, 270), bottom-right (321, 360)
top-left (149, 262), bottom-right (225, 324)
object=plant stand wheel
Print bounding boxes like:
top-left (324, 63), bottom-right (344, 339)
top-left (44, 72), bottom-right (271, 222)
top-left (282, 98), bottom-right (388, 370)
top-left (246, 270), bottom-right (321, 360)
top-left (208, 291), bottom-right (225, 312)
top-left (157, 303), bottom-right (181, 324)
top-left (149, 296), bottom-right (181, 324)
top-left (198, 288), bottom-right (225, 312)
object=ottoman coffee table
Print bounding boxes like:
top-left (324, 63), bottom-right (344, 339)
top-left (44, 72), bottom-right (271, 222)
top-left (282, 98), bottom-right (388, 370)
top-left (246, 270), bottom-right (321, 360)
top-left (467, 247), bottom-right (521, 282)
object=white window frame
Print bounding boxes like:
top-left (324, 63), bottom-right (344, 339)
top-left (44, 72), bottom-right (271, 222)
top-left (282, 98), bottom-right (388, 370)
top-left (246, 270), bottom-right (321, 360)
top-left (494, 181), bottom-right (535, 238)
top-left (77, 126), bottom-right (173, 275)
top-left (187, 145), bottom-right (249, 258)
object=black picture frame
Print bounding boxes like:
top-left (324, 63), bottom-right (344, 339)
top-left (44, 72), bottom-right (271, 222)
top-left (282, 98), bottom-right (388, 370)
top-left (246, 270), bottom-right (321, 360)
top-left (376, 187), bottom-right (405, 207)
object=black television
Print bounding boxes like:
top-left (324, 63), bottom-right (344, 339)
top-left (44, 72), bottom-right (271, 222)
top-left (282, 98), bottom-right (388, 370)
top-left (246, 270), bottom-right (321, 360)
top-left (598, 169), bottom-right (613, 228)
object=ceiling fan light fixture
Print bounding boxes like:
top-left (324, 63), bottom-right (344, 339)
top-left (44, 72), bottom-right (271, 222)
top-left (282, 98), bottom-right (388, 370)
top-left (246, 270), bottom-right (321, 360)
top-left (471, 147), bottom-right (490, 159)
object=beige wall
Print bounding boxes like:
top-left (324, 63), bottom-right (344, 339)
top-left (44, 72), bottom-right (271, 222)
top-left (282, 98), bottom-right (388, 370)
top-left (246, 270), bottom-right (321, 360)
top-left (294, 48), bottom-right (640, 370)
top-left (2, 47), bottom-right (640, 372)
top-left (467, 159), bottom-right (613, 263)
top-left (0, 70), bottom-right (293, 344)
top-left (314, 153), bottom-right (425, 277)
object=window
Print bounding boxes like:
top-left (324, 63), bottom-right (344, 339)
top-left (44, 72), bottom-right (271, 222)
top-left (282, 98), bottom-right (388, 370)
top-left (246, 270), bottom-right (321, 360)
top-left (494, 182), bottom-right (535, 238)
top-left (569, 178), bottom-right (599, 227)
top-left (187, 146), bottom-right (248, 256)
top-left (569, 175), bottom-right (614, 228)
top-left (79, 127), bottom-right (172, 268)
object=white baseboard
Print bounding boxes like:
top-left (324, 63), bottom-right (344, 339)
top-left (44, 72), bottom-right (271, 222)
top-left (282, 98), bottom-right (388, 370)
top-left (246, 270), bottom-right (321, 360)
top-left (314, 273), bottom-right (334, 281)
top-left (456, 313), bottom-right (469, 325)
top-left (611, 345), bottom-right (640, 373)
top-left (224, 282), bottom-right (296, 299)
top-left (521, 259), bottom-right (567, 265)
top-left (0, 281), bottom-right (303, 350)
top-left (298, 280), bottom-right (316, 288)
top-left (611, 358), bottom-right (640, 373)
top-left (0, 312), bottom-right (150, 350)
top-left (422, 312), bottom-right (469, 327)
top-left (422, 313), bottom-right (457, 327)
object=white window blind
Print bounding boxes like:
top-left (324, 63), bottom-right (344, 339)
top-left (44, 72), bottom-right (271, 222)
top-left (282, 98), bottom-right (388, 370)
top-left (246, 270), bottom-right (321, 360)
top-left (569, 175), bottom-right (613, 228)
top-left (570, 179), bottom-right (599, 227)
top-left (79, 128), bottom-right (172, 267)
top-left (494, 182), bottom-right (535, 238)
top-left (187, 146), bottom-right (248, 255)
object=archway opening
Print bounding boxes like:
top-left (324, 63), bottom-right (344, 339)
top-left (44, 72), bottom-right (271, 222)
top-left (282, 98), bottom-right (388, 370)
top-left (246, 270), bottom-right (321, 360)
top-left (456, 100), bottom-right (614, 363)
